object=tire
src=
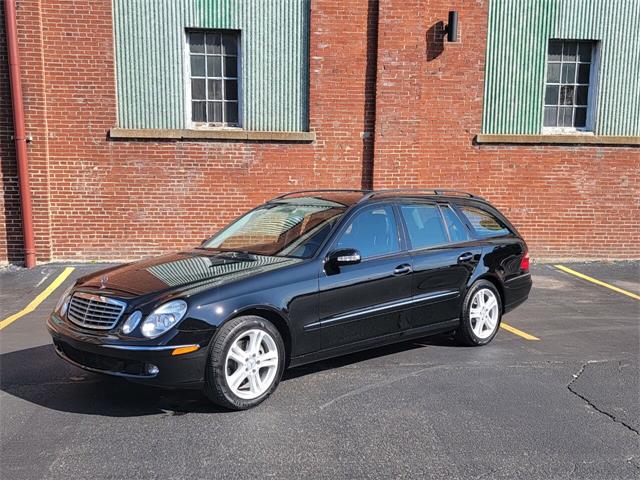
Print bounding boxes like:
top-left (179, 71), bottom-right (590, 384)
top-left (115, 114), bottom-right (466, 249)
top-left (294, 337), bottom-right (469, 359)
top-left (204, 315), bottom-right (285, 410)
top-left (455, 280), bottom-right (502, 346)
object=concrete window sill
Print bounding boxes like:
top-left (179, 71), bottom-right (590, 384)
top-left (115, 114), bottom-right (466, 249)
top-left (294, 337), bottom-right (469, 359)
top-left (109, 128), bottom-right (316, 142)
top-left (476, 134), bottom-right (640, 146)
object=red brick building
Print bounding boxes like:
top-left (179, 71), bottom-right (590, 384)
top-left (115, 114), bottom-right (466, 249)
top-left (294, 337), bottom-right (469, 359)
top-left (1, 0), bottom-right (638, 265)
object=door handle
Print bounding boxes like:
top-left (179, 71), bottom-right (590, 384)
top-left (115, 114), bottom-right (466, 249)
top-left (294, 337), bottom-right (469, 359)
top-left (393, 264), bottom-right (413, 276)
top-left (457, 252), bottom-right (474, 263)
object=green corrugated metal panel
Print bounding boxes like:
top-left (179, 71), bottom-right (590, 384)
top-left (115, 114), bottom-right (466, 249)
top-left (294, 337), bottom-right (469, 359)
top-left (113, 0), bottom-right (310, 131)
top-left (483, 0), bottom-right (640, 136)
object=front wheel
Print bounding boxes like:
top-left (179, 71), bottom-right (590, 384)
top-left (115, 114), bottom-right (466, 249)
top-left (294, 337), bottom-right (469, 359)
top-left (455, 280), bottom-right (502, 346)
top-left (204, 315), bottom-right (285, 410)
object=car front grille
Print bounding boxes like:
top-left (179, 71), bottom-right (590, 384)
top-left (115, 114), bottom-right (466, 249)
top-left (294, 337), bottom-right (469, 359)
top-left (67, 292), bottom-right (126, 330)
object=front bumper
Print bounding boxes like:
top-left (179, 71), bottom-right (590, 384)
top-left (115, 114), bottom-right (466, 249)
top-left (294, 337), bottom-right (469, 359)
top-left (47, 314), bottom-right (212, 388)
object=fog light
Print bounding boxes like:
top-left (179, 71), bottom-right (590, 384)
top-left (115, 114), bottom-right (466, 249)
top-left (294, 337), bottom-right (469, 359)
top-left (146, 364), bottom-right (159, 375)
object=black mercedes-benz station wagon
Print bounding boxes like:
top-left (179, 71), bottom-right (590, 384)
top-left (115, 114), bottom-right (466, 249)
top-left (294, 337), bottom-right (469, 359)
top-left (48, 189), bottom-right (532, 410)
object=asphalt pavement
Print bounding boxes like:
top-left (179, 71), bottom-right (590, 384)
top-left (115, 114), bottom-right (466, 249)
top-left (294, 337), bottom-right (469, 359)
top-left (0, 261), bottom-right (638, 479)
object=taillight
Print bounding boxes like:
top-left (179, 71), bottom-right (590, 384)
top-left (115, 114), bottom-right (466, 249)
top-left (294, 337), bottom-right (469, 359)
top-left (520, 251), bottom-right (530, 272)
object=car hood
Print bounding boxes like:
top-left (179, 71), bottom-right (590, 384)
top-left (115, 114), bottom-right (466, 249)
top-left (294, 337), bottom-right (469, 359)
top-left (75, 250), bottom-right (302, 298)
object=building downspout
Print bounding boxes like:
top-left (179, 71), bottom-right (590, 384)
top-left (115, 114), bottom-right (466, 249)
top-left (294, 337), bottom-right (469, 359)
top-left (361, 0), bottom-right (379, 190)
top-left (5, 0), bottom-right (36, 267)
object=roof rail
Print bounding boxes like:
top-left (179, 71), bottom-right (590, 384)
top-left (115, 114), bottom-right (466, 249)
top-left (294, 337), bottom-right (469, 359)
top-left (360, 188), bottom-right (481, 201)
top-left (271, 189), bottom-right (371, 201)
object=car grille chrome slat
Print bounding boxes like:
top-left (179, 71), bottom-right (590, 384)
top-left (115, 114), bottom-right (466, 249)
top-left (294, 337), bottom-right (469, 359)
top-left (67, 292), bottom-right (126, 330)
top-left (68, 305), bottom-right (119, 320)
top-left (68, 297), bottom-right (122, 312)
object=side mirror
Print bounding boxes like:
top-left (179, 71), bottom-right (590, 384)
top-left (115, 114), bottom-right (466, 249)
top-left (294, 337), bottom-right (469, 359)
top-left (326, 248), bottom-right (361, 273)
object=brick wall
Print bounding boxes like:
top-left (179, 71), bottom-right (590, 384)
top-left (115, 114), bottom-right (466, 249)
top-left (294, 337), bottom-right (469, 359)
top-left (373, 0), bottom-right (639, 259)
top-left (0, 0), bottom-right (377, 262)
top-left (1, 0), bottom-right (638, 263)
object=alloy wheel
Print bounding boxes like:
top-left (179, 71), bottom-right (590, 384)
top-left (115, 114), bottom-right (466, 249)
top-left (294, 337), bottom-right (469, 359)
top-left (469, 288), bottom-right (499, 339)
top-left (224, 329), bottom-right (279, 400)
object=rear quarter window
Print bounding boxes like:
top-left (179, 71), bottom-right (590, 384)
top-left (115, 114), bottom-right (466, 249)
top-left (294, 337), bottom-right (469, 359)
top-left (458, 206), bottom-right (512, 238)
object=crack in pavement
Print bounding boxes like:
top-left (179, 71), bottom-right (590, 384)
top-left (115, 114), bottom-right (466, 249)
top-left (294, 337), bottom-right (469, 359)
top-left (626, 458), bottom-right (640, 471)
top-left (568, 361), bottom-right (639, 436)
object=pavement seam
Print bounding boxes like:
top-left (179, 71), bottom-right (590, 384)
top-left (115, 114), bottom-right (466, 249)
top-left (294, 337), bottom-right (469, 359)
top-left (317, 364), bottom-right (442, 411)
top-left (567, 361), bottom-right (639, 436)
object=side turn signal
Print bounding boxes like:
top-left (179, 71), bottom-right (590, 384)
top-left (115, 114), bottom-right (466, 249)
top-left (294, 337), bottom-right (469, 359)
top-left (171, 345), bottom-right (200, 356)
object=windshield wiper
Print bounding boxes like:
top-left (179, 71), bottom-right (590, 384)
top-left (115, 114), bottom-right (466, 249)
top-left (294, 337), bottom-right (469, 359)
top-left (214, 251), bottom-right (258, 262)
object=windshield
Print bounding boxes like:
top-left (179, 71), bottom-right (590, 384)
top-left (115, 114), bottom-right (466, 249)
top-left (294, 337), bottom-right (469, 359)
top-left (202, 201), bottom-right (346, 258)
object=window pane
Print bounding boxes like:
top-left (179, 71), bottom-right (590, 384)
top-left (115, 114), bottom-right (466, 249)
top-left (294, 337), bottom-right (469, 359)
top-left (192, 101), bottom-right (206, 122)
top-left (546, 63), bottom-right (561, 83)
top-left (225, 80), bottom-right (238, 100)
top-left (205, 33), bottom-right (221, 54)
top-left (560, 85), bottom-right (574, 105)
top-left (545, 85), bottom-right (559, 105)
top-left (225, 102), bottom-right (239, 124)
top-left (575, 85), bottom-right (589, 106)
top-left (222, 34), bottom-right (237, 55)
top-left (399, 204), bottom-right (448, 250)
top-left (574, 107), bottom-right (587, 127)
top-left (207, 56), bottom-right (222, 77)
top-left (208, 102), bottom-right (223, 123)
top-left (543, 106), bottom-right (558, 126)
top-left (458, 207), bottom-right (510, 238)
top-left (224, 56), bottom-right (237, 77)
top-left (335, 206), bottom-right (399, 259)
top-left (578, 42), bottom-right (592, 62)
top-left (189, 30), bottom-right (241, 127)
top-left (191, 79), bottom-right (206, 100)
top-left (559, 107), bottom-right (573, 126)
top-left (190, 55), bottom-right (205, 77)
top-left (577, 63), bottom-right (591, 84)
top-left (208, 80), bottom-right (222, 100)
top-left (562, 41), bottom-right (577, 61)
top-left (561, 63), bottom-right (576, 83)
top-left (189, 33), bottom-right (205, 53)
top-left (441, 206), bottom-right (470, 243)
top-left (544, 40), bottom-right (595, 130)
top-left (548, 41), bottom-right (562, 61)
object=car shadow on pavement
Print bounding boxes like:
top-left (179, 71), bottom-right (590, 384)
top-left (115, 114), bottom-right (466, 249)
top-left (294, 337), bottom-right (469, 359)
top-left (0, 335), bottom-right (457, 417)
top-left (0, 344), bottom-right (224, 416)
top-left (283, 333), bottom-right (456, 381)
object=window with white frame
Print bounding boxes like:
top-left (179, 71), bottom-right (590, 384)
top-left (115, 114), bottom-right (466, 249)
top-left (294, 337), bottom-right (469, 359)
top-left (188, 31), bottom-right (240, 127)
top-left (544, 40), bottom-right (596, 130)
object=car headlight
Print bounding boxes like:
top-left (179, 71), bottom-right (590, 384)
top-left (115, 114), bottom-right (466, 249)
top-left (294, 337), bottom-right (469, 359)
top-left (121, 310), bottom-right (142, 335)
top-left (140, 300), bottom-right (188, 339)
top-left (55, 284), bottom-right (74, 317)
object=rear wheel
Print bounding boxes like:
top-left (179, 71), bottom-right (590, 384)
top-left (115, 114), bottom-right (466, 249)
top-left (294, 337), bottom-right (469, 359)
top-left (455, 280), bottom-right (502, 346)
top-left (204, 315), bottom-right (285, 410)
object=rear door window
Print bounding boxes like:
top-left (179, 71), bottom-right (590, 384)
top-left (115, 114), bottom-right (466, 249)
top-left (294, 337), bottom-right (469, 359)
top-left (458, 206), bottom-right (511, 238)
top-left (440, 205), bottom-right (471, 243)
top-left (399, 203), bottom-right (448, 250)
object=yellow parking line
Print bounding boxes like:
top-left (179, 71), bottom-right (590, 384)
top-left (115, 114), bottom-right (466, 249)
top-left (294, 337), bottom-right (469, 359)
top-left (554, 264), bottom-right (640, 301)
top-left (501, 322), bottom-right (540, 340)
top-left (0, 267), bottom-right (75, 331)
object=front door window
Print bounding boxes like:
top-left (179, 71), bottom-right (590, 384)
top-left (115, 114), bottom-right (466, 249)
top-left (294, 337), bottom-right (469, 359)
top-left (335, 205), bottom-right (400, 259)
